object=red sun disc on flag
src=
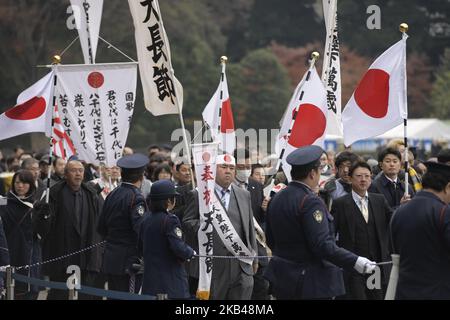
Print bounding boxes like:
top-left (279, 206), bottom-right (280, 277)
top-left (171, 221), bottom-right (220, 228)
top-left (224, 154), bottom-right (232, 163)
top-left (202, 152), bottom-right (211, 162)
top-left (220, 99), bottom-right (235, 133)
top-left (354, 69), bottom-right (390, 118)
top-left (289, 103), bottom-right (326, 148)
top-left (5, 97), bottom-right (46, 120)
top-left (88, 72), bottom-right (104, 88)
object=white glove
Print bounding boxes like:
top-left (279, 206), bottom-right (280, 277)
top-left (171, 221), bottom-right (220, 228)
top-left (0, 265), bottom-right (10, 272)
top-left (354, 257), bottom-right (376, 274)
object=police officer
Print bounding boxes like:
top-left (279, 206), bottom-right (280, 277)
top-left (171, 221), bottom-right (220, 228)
top-left (97, 154), bottom-right (149, 293)
top-left (139, 180), bottom-right (195, 299)
top-left (390, 161), bottom-right (450, 299)
top-left (264, 146), bottom-right (376, 299)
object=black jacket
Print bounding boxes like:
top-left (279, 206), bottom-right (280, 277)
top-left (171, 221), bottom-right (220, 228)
top-left (0, 192), bottom-right (41, 293)
top-left (33, 181), bottom-right (104, 276)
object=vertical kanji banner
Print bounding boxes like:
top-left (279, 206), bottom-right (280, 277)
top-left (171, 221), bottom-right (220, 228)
top-left (55, 63), bottom-right (137, 166)
top-left (70, 0), bottom-right (104, 64)
top-left (192, 142), bottom-right (218, 300)
top-left (322, 0), bottom-right (342, 136)
top-left (128, 0), bottom-right (183, 116)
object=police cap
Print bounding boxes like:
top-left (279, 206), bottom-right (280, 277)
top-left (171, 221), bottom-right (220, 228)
top-left (117, 153), bottom-right (148, 170)
top-left (149, 179), bottom-right (180, 200)
top-left (286, 145), bottom-right (325, 167)
top-left (424, 161), bottom-right (450, 181)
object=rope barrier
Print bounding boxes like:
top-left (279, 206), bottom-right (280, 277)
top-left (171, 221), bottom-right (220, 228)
top-left (14, 241), bottom-right (106, 271)
top-left (194, 254), bottom-right (271, 259)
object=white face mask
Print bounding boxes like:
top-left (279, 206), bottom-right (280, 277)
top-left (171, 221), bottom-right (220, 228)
top-left (236, 169), bottom-right (251, 183)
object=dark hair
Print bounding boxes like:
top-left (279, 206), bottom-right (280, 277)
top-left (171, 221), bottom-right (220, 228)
top-left (438, 149), bottom-right (450, 164)
top-left (251, 163), bottom-right (264, 176)
top-left (233, 148), bottom-right (250, 162)
top-left (422, 172), bottom-right (450, 192)
top-left (153, 163), bottom-right (172, 181)
top-left (335, 151), bottom-right (360, 169)
top-left (175, 158), bottom-right (191, 172)
top-left (147, 144), bottom-right (160, 151)
top-left (11, 170), bottom-right (36, 197)
top-left (378, 147), bottom-right (401, 163)
top-left (290, 160), bottom-right (321, 181)
top-left (149, 153), bottom-right (166, 164)
top-left (349, 161), bottom-right (372, 177)
top-left (147, 196), bottom-right (175, 212)
top-left (121, 168), bottom-right (144, 183)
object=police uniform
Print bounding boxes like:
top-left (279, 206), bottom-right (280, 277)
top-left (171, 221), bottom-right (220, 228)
top-left (264, 146), bottom-right (373, 299)
top-left (390, 161), bottom-right (450, 299)
top-left (139, 180), bottom-right (194, 299)
top-left (97, 154), bottom-right (149, 293)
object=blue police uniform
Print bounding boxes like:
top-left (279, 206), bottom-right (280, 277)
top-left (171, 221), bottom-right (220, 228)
top-left (264, 146), bottom-right (359, 299)
top-left (97, 154), bottom-right (149, 293)
top-left (139, 180), bottom-right (194, 299)
top-left (390, 162), bottom-right (450, 299)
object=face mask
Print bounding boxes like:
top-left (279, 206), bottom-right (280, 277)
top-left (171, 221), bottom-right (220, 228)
top-left (236, 169), bottom-right (251, 182)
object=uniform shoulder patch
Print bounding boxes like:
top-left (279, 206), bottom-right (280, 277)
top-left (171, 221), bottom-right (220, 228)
top-left (174, 227), bottom-right (183, 238)
top-left (313, 210), bottom-right (323, 223)
top-left (137, 205), bottom-right (145, 216)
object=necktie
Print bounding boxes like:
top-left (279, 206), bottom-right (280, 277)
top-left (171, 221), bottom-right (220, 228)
top-left (360, 197), bottom-right (369, 223)
top-left (220, 189), bottom-right (228, 209)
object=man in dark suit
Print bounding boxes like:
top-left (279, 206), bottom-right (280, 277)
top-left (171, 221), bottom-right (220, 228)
top-left (234, 148), bottom-right (269, 300)
top-left (331, 161), bottom-right (393, 300)
top-left (33, 159), bottom-right (104, 299)
top-left (183, 153), bottom-right (258, 300)
top-left (370, 148), bottom-right (412, 210)
top-left (390, 161), bottom-right (450, 299)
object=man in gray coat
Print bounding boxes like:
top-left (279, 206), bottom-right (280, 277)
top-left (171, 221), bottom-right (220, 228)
top-left (183, 154), bottom-right (258, 300)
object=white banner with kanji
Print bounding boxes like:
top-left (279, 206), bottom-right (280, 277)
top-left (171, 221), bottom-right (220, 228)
top-left (322, 0), bottom-right (342, 136)
top-left (128, 0), bottom-right (183, 116)
top-left (55, 63), bottom-right (137, 166)
top-left (192, 142), bottom-right (218, 300)
top-left (70, 0), bottom-right (104, 64)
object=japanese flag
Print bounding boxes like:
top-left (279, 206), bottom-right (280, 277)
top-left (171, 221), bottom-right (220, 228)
top-left (276, 66), bottom-right (327, 181)
top-left (202, 67), bottom-right (236, 154)
top-left (342, 37), bottom-right (408, 147)
top-left (0, 71), bottom-right (54, 141)
top-left (51, 104), bottom-right (76, 160)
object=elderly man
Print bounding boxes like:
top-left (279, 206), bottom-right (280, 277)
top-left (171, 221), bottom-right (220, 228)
top-left (183, 154), bottom-right (258, 300)
top-left (33, 159), bottom-right (104, 299)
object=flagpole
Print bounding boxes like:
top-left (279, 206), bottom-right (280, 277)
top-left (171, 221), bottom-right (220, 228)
top-left (217, 56), bottom-right (229, 152)
top-left (270, 51), bottom-right (320, 183)
top-left (45, 55), bottom-right (61, 203)
top-left (400, 23), bottom-right (409, 196)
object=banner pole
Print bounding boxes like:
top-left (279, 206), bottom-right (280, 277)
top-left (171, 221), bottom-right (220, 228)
top-left (400, 23), bottom-right (409, 196)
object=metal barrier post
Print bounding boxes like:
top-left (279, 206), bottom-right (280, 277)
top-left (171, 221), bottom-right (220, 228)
top-left (68, 287), bottom-right (78, 300)
top-left (6, 266), bottom-right (15, 300)
top-left (156, 293), bottom-right (168, 300)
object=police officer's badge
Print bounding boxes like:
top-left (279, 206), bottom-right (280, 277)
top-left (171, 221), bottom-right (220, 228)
top-left (137, 205), bottom-right (145, 216)
top-left (313, 210), bottom-right (323, 223)
top-left (175, 227), bottom-right (183, 238)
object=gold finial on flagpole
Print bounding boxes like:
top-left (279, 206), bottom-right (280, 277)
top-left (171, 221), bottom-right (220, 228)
top-left (52, 55), bottom-right (61, 65)
top-left (399, 23), bottom-right (409, 33)
top-left (220, 56), bottom-right (228, 64)
top-left (311, 51), bottom-right (320, 61)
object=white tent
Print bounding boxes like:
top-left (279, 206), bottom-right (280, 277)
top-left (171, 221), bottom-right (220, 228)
top-left (376, 119), bottom-right (450, 140)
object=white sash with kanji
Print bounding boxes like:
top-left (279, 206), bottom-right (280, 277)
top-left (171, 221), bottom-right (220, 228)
top-left (210, 191), bottom-right (254, 266)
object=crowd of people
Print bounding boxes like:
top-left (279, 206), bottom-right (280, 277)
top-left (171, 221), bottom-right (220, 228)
top-left (0, 139), bottom-right (449, 300)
